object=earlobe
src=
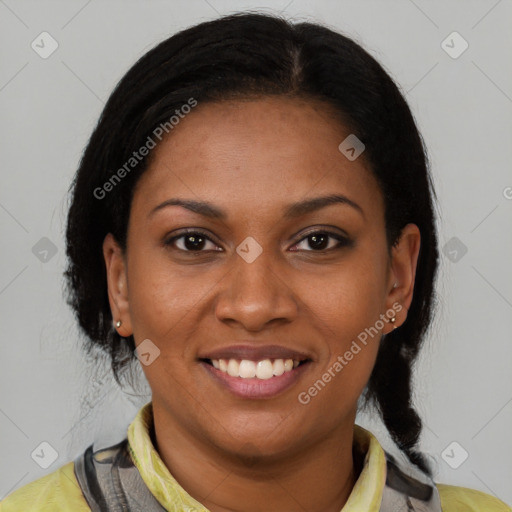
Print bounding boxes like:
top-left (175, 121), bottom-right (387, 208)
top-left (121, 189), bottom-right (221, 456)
top-left (384, 224), bottom-right (421, 333)
top-left (103, 233), bottom-right (133, 336)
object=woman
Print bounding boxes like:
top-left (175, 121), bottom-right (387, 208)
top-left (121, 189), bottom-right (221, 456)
top-left (1, 12), bottom-right (510, 512)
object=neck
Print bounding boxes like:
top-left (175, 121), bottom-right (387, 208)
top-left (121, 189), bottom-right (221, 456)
top-left (151, 403), bottom-right (361, 512)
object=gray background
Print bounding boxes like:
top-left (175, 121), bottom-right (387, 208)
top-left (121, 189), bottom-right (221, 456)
top-left (1, 0), bottom-right (511, 505)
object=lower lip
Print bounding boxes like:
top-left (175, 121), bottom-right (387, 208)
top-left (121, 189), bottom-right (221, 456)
top-left (200, 361), bottom-right (312, 399)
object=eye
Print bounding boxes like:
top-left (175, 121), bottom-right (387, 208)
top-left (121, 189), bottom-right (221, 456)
top-left (165, 230), bottom-right (221, 252)
top-left (165, 228), bottom-right (351, 253)
top-left (291, 230), bottom-right (351, 252)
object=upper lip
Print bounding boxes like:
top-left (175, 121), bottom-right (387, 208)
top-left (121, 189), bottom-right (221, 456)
top-left (198, 344), bottom-right (313, 362)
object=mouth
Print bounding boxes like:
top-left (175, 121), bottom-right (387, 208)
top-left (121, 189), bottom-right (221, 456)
top-left (198, 357), bottom-right (313, 399)
top-left (200, 357), bottom-right (311, 377)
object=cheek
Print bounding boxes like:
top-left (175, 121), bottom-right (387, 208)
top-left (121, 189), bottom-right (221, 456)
top-left (311, 253), bottom-right (387, 334)
top-left (125, 246), bottom-right (201, 342)
top-left (303, 282), bottom-right (382, 411)
top-left (125, 249), bottom-right (204, 405)
top-left (304, 249), bottom-right (387, 391)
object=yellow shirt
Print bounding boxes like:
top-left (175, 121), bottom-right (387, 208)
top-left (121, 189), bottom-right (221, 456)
top-left (1, 402), bottom-right (510, 511)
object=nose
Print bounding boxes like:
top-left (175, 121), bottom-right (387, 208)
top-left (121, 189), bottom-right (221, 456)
top-left (214, 247), bottom-right (298, 332)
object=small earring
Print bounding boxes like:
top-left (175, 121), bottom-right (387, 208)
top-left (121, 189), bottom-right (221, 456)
top-left (393, 282), bottom-right (398, 289)
top-left (387, 315), bottom-right (398, 330)
top-left (115, 320), bottom-right (122, 328)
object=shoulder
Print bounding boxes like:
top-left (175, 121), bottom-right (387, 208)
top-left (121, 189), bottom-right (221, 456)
top-left (0, 461), bottom-right (90, 512)
top-left (437, 483), bottom-right (512, 512)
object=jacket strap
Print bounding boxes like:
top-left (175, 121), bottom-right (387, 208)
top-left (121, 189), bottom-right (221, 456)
top-left (74, 439), bottom-right (166, 511)
top-left (380, 453), bottom-right (442, 511)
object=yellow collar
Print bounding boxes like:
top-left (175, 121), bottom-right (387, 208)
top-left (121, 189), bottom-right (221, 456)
top-left (127, 401), bottom-right (387, 511)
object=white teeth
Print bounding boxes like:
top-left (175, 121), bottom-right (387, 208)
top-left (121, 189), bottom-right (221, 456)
top-left (273, 359), bottom-right (285, 376)
top-left (256, 360), bottom-right (273, 380)
top-left (211, 358), bottom-right (302, 379)
top-left (239, 360), bottom-right (256, 378)
top-left (227, 359), bottom-right (239, 377)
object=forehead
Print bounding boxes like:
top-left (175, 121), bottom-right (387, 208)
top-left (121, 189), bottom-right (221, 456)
top-left (132, 97), bottom-right (383, 221)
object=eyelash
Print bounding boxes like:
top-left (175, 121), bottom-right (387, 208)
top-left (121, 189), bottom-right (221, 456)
top-left (164, 228), bottom-right (351, 254)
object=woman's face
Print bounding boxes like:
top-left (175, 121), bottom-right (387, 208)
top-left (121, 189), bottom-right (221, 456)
top-left (104, 96), bottom-right (419, 460)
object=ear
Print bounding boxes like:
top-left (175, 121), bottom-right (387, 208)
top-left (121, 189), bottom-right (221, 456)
top-left (103, 233), bottom-right (133, 337)
top-left (382, 223), bottom-right (421, 334)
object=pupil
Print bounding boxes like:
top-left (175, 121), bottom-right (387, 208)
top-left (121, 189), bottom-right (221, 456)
top-left (183, 234), bottom-right (330, 251)
top-left (185, 234), bottom-right (205, 250)
top-left (309, 233), bottom-right (328, 250)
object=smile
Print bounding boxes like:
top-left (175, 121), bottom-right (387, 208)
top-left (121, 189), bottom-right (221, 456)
top-left (200, 358), bottom-right (312, 399)
top-left (211, 358), bottom-right (304, 378)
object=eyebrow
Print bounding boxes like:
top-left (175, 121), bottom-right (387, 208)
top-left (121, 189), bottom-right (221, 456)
top-left (149, 194), bottom-right (364, 220)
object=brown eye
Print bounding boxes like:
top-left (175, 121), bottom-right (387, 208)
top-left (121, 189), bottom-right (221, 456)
top-left (165, 231), bottom-right (221, 252)
top-left (292, 231), bottom-right (351, 252)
